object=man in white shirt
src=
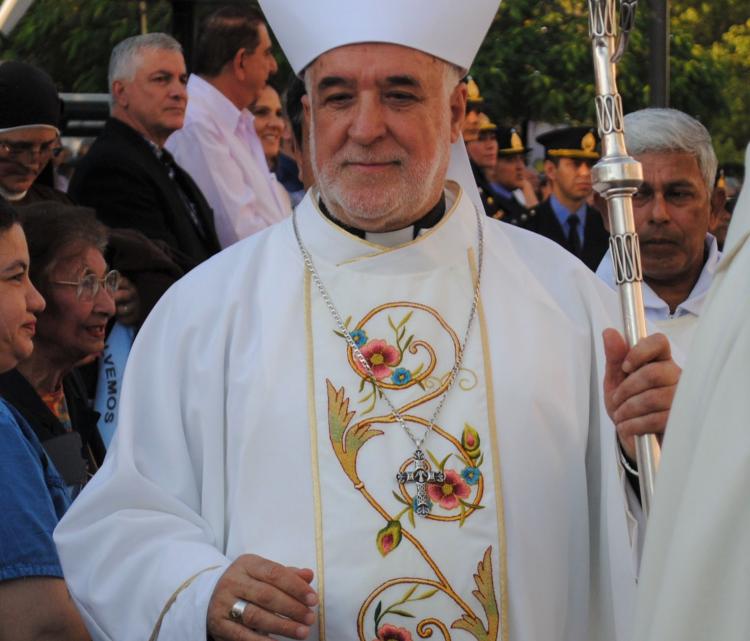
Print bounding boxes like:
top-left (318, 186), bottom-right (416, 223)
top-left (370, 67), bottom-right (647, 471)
top-left (166, 6), bottom-right (291, 248)
top-left (596, 108), bottom-right (722, 354)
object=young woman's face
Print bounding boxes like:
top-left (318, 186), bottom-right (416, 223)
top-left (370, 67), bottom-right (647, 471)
top-left (0, 224), bottom-right (45, 372)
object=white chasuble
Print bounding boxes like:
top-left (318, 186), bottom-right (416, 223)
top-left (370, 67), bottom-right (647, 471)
top-left (55, 183), bottom-right (638, 641)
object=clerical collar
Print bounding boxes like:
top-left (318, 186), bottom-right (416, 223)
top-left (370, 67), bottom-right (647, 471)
top-left (318, 195), bottom-right (447, 247)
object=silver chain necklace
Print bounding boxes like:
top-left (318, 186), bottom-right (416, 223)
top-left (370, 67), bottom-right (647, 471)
top-left (293, 200), bottom-right (484, 516)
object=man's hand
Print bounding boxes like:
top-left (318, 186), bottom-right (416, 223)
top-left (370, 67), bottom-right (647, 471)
top-left (603, 329), bottom-right (681, 461)
top-left (207, 555), bottom-right (318, 641)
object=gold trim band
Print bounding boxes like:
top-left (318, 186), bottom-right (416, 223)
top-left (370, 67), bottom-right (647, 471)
top-left (305, 269), bottom-right (326, 639)
top-left (148, 565), bottom-right (221, 641)
top-left (547, 149), bottom-right (600, 159)
top-left (469, 247), bottom-right (510, 641)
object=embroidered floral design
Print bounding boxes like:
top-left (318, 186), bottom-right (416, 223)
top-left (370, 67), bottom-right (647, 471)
top-left (427, 469), bottom-right (471, 510)
top-left (358, 339), bottom-right (400, 380)
top-left (461, 423), bottom-right (482, 460)
top-left (390, 367), bottom-right (412, 386)
top-left (325, 302), bottom-right (502, 641)
top-left (376, 521), bottom-right (403, 557)
top-left (372, 584), bottom-right (440, 640)
top-left (461, 466), bottom-right (481, 486)
top-left (373, 624), bottom-right (413, 641)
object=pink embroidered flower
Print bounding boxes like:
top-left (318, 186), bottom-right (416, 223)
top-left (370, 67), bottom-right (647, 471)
top-left (374, 624), bottom-right (413, 641)
top-left (358, 339), bottom-right (399, 379)
top-left (375, 521), bottom-right (402, 557)
top-left (427, 469), bottom-right (471, 510)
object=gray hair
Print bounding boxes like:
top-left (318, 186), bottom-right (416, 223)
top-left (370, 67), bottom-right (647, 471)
top-left (624, 108), bottom-right (718, 193)
top-left (108, 33), bottom-right (182, 95)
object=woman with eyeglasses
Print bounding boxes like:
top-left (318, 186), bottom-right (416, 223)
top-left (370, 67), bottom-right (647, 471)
top-left (0, 202), bottom-right (116, 496)
top-left (0, 199), bottom-right (91, 640)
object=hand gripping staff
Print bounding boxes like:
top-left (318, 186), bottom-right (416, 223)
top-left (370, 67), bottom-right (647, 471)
top-left (588, 0), bottom-right (660, 516)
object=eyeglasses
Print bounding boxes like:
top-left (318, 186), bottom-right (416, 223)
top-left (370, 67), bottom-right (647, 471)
top-left (0, 139), bottom-right (64, 164)
top-left (51, 270), bottom-right (121, 301)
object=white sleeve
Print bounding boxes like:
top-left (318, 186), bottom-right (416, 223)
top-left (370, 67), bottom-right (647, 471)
top-left (54, 278), bottom-right (232, 641)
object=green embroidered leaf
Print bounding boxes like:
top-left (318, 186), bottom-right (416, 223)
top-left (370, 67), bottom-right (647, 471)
top-left (438, 453), bottom-right (451, 471)
top-left (459, 502), bottom-right (467, 528)
top-left (412, 362), bottom-right (424, 376)
top-left (398, 326), bottom-right (406, 340)
top-left (417, 381), bottom-right (425, 390)
top-left (388, 609), bottom-right (416, 619)
top-left (388, 315), bottom-right (397, 332)
top-left (333, 330), bottom-right (346, 338)
top-left (399, 584), bottom-right (418, 603)
top-left (451, 547), bottom-right (499, 641)
top-left (392, 490), bottom-right (410, 506)
top-left (344, 316), bottom-right (352, 328)
top-left (426, 450), bottom-right (441, 468)
top-left (403, 335), bottom-right (414, 353)
top-left (358, 377), bottom-right (366, 393)
top-left (415, 588), bottom-right (439, 601)
top-left (327, 381), bottom-right (382, 484)
top-left (458, 498), bottom-right (486, 510)
top-left (374, 600), bottom-right (383, 632)
top-left (397, 311), bottom-right (413, 328)
top-left (476, 453), bottom-right (485, 467)
top-left (408, 507), bottom-right (416, 528)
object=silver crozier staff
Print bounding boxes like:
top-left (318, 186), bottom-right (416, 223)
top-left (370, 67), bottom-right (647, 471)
top-left (587, 0), bottom-right (660, 515)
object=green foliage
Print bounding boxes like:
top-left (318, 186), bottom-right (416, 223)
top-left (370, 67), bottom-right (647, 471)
top-left (470, 0), bottom-right (747, 162)
top-left (1, 0), bottom-right (172, 92)
top-left (0, 0), bottom-right (746, 160)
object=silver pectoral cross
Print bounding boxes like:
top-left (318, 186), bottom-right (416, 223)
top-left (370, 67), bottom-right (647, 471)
top-left (396, 449), bottom-right (445, 517)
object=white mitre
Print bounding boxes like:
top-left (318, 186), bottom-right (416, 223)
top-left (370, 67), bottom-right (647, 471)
top-left (258, 0), bottom-right (502, 211)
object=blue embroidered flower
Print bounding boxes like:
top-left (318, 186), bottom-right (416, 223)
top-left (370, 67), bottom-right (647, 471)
top-left (391, 367), bottom-right (412, 386)
top-left (461, 466), bottom-right (481, 485)
top-left (350, 329), bottom-right (368, 347)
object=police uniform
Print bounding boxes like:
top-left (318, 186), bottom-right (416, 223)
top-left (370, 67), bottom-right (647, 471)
top-left (487, 127), bottom-right (536, 226)
top-left (526, 126), bottom-right (610, 271)
top-left (466, 111), bottom-right (502, 218)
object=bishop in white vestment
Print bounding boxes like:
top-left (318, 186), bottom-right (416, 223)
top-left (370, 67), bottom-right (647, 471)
top-left (54, 2), bottom-right (680, 640)
top-left (56, 184), bottom-right (641, 641)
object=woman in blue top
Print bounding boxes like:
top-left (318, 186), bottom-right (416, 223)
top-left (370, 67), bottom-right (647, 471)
top-left (0, 198), bottom-right (90, 640)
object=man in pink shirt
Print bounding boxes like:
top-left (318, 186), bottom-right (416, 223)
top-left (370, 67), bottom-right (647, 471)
top-left (166, 6), bottom-right (291, 248)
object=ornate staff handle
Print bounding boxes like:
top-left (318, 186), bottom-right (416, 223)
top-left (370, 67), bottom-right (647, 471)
top-left (588, 0), bottom-right (660, 516)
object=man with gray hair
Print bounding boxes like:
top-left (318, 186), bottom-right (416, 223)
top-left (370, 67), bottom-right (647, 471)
top-left (56, 5), bottom-right (681, 641)
top-left (596, 107), bottom-right (722, 353)
top-left (70, 33), bottom-right (221, 273)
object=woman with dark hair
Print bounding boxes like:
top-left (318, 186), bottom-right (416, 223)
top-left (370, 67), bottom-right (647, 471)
top-left (0, 201), bottom-right (116, 494)
top-left (0, 198), bottom-right (91, 640)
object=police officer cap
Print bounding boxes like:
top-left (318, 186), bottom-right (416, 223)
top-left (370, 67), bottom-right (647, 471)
top-left (497, 127), bottom-right (530, 156)
top-left (536, 126), bottom-right (600, 160)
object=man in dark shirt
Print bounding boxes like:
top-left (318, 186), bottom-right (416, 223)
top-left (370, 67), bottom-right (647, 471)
top-left (70, 33), bottom-right (220, 273)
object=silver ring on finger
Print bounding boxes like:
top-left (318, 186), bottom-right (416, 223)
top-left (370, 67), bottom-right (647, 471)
top-left (229, 598), bottom-right (249, 621)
